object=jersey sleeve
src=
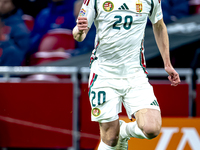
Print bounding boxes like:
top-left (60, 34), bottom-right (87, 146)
top-left (78, 0), bottom-right (96, 28)
top-left (148, 0), bottom-right (163, 24)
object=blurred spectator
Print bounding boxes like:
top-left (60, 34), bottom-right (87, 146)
top-left (20, 0), bottom-right (49, 18)
top-left (28, 0), bottom-right (76, 56)
top-left (0, 0), bottom-right (30, 66)
top-left (162, 0), bottom-right (190, 24)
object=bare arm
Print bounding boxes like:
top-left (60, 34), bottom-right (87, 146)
top-left (153, 19), bottom-right (181, 86)
top-left (73, 17), bottom-right (90, 42)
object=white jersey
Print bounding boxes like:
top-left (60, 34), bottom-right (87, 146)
top-left (79, 0), bottom-right (163, 78)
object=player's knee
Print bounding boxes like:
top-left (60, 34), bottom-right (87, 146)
top-left (143, 123), bottom-right (161, 139)
top-left (104, 135), bottom-right (119, 147)
top-left (136, 109), bottom-right (162, 139)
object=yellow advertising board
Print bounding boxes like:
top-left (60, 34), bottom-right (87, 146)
top-left (120, 117), bottom-right (200, 150)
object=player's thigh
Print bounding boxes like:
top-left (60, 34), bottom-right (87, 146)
top-left (135, 108), bottom-right (162, 132)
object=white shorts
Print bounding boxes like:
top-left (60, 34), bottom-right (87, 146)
top-left (88, 69), bottom-right (160, 123)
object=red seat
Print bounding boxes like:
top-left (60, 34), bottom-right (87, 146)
top-left (22, 14), bottom-right (34, 31)
top-left (189, 0), bottom-right (200, 14)
top-left (30, 28), bottom-right (75, 65)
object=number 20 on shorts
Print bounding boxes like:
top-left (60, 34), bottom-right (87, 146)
top-left (91, 91), bottom-right (106, 107)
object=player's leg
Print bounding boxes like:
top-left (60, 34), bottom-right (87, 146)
top-left (98, 118), bottom-right (120, 149)
top-left (135, 108), bottom-right (161, 138)
top-left (120, 108), bottom-right (161, 140)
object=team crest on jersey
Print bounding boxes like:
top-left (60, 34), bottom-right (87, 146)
top-left (92, 108), bottom-right (101, 117)
top-left (79, 8), bottom-right (86, 16)
top-left (136, 0), bottom-right (143, 13)
top-left (103, 1), bottom-right (114, 12)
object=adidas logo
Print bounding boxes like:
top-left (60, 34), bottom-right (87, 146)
top-left (118, 3), bottom-right (129, 10)
top-left (150, 100), bottom-right (159, 106)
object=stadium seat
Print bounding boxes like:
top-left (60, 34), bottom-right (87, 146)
top-left (189, 0), bottom-right (200, 14)
top-left (30, 28), bottom-right (75, 65)
top-left (22, 14), bottom-right (34, 31)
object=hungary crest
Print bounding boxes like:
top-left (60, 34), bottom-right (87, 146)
top-left (92, 108), bottom-right (101, 117)
top-left (103, 1), bottom-right (114, 12)
top-left (136, 0), bottom-right (143, 13)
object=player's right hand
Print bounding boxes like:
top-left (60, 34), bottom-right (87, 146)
top-left (165, 66), bottom-right (181, 86)
top-left (77, 17), bottom-right (88, 34)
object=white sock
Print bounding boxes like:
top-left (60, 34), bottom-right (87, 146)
top-left (98, 140), bottom-right (116, 150)
top-left (120, 121), bottom-right (148, 139)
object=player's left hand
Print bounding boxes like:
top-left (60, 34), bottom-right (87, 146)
top-left (165, 66), bottom-right (181, 86)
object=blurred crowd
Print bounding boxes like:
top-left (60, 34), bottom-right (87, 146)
top-left (0, 0), bottom-right (199, 66)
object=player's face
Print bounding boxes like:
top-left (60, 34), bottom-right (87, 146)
top-left (0, 0), bottom-right (15, 15)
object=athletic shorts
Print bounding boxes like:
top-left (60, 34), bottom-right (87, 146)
top-left (88, 69), bottom-right (160, 123)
